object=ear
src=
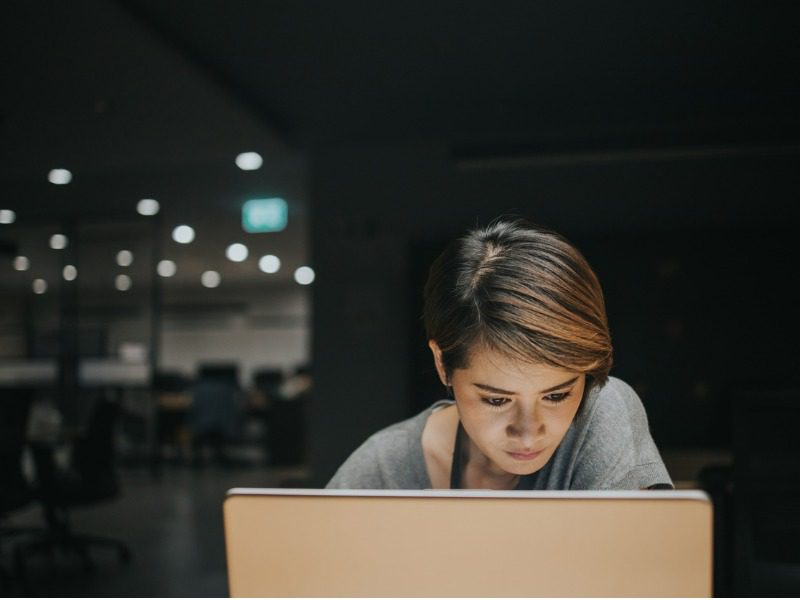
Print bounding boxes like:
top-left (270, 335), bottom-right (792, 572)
top-left (428, 340), bottom-right (449, 387)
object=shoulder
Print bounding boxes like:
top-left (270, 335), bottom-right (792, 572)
top-left (370, 401), bottom-right (451, 452)
top-left (583, 376), bottom-right (649, 432)
top-left (591, 375), bottom-right (641, 407)
top-left (571, 376), bottom-right (672, 489)
top-left (326, 404), bottom-right (441, 489)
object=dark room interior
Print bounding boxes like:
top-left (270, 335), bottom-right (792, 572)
top-left (1, 1), bottom-right (799, 596)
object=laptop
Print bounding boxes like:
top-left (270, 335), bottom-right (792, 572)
top-left (224, 488), bottom-right (712, 597)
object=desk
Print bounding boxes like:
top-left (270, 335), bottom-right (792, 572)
top-left (0, 361), bottom-right (56, 387)
top-left (662, 448), bottom-right (732, 488)
top-left (0, 359), bottom-right (150, 388)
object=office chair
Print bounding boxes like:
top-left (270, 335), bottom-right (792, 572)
top-left (190, 365), bottom-right (242, 464)
top-left (697, 463), bottom-right (734, 596)
top-left (0, 388), bottom-right (37, 594)
top-left (153, 371), bottom-right (191, 464)
top-left (731, 386), bottom-right (800, 596)
top-left (0, 389), bottom-right (35, 516)
top-left (14, 397), bottom-right (132, 580)
top-left (267, 366), bottom-right (309, 468)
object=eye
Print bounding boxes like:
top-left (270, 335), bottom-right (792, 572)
top-left (543, 391), bottom-right (572, 404)
top-left (482, 397), bottom-right (510, 408)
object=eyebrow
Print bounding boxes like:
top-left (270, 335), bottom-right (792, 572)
top-left (473, 376), bottom-right (580, 396)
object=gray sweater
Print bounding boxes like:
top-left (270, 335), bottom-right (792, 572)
top-left (327, 376), bottom-right (672, 490)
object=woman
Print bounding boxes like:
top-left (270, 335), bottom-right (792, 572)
top-left (327, 218), bottom-right (672, 490)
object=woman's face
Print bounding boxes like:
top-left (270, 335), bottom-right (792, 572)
top-left (430, 342), bottom-right (585, 477)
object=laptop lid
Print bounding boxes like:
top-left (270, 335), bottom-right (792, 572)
top-left (224, 488), bottom-right (712, 597)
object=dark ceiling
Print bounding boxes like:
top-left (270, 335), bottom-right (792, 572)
top-left (1, 1), bottom-right (798, 293)
top-left (121, 0), bottom-right (800, 149)
top-left (3, 0), bottom-right (799, 196)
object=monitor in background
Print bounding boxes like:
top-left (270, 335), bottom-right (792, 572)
top-left (224, 488), bottom-right (713, 597)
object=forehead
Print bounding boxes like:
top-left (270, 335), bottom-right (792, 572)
top-left (460, 344), bottom-right (575, 383)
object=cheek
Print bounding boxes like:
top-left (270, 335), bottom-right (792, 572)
top-left (457, 403), bottom-right (506, 438)
top-left (547, 403), bottom-right (581, 435)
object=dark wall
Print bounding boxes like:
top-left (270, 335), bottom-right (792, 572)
top-left (309, 141), bottom-right (800, 484)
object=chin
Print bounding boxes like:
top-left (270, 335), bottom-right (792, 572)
top-left (502, 459), bottom-right (547, 476)
top-left (502, 455), bottom-right (550, 475)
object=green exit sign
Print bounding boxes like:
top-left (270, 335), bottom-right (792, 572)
top-left (242, 198), bottom-right (288, 233)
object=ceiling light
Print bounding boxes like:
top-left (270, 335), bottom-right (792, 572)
top-left (294, 266), bottom-right (315, 285)
top-left (157, 260), bottom-right (177, 278)
top-left (115, 274), bottom-right (132, 291)
top-left (13, 256), bottom-right (30, 271)
top-left (0, 209), bottom-right (15, 224)
top-left (116, 250), bottom-right (133, 267)
top-left (32, 279), bottom-right (47, 294)
top-left (226, 243), bottom-right (249, 262)
top-left (48, 169), bottom-right (72, 185)
top-left (63, 265), bottom-right (77, 281)
top-left (235, 152), bottom-right (263, 171)
top-left (172, 225), bottom-right (195, 244)
top-left (137, 198), bottom-right (160, 216)
top-left (201, 270), bottom-right (221, 288)
top-left (50, 234), bottom-right (68, 250)
top-left (258, 255), bottom-right (281, 274)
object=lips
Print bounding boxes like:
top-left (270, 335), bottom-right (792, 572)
top-left (506, 449), bottom-right (543, 461)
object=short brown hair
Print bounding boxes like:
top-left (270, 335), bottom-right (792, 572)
top-left (423, 218), bottom-right (613, 389)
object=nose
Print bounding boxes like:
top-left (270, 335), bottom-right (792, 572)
top-left (505, 402), bottom-right (544, 444)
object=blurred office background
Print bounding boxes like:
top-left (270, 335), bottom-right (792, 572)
top-left (1, 1), bottom-right (799, 596)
